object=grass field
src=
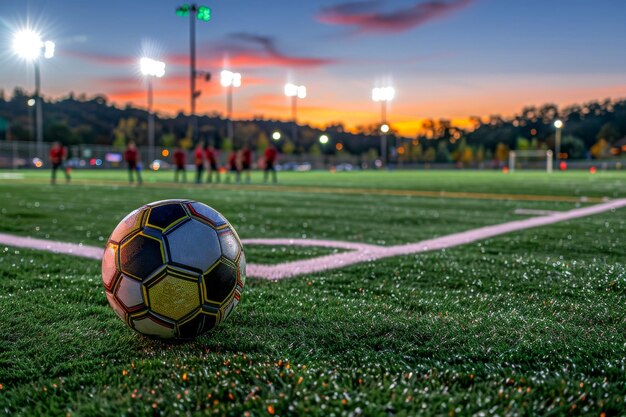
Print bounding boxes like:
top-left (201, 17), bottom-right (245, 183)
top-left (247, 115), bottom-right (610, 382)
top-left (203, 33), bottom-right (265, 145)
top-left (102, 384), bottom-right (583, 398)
top-left (1, 169), bottom-right (625, 416)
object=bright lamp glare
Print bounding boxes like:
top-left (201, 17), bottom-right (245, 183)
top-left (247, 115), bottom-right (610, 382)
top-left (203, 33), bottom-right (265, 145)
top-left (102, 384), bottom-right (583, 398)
top-left (43, 41), bottom-right (55, 59)
top-left (554, 120), bottom-right (563, 129)
top-left (297, 86), bottom-right (306, 99)
top-left (140, 57), bottom-right (166, 78)
top-left (27, 98), bottom-right (36, 107)
top-left (319, 134), bottom-right (329, 144)
top-left (285, 83), bottom-right (306, 98)
top-left (380, 124), bottom-right (390, 133)
top-left (372, 87), bottom-right (395, 102)
top-left (13, 30), bottom-right (43, 61)
top-left (272, 131), bottom-right (281, 140)
top-left (284, 83), bottom-right (297, 97)
top-left (221, 70), bottom-right (242, 87)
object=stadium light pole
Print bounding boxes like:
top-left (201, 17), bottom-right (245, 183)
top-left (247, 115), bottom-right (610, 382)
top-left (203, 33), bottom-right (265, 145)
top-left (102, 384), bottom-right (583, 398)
top-left (12, 30), bottom-right (55, 158)
top-left (554, 119), bottom-right (564, 161)
top-left (372, 87), bottom-right (394, 167)
top-left (140, 58), bottom-right (166, 165)
top-left (284, 83), bottom-right (306, 142)
top-left (176, 3), bottom-right (212, 142)
top-left (221, 70), bottom-right (241, 141)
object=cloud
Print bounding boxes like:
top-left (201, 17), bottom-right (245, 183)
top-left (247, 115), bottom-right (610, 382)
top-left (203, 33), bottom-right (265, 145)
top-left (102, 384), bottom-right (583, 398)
top-left (317, 0), bottom-right (473, 34)
top-left (61, 49), bottom-right (137, 66)
top-left (165, 33), bottom-right (337, 70)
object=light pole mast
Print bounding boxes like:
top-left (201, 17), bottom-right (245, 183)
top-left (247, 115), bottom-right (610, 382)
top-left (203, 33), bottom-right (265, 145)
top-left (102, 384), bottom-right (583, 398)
top-left (284, 83), bottom-right (306, 143)
top-left (177, 3), bottom-right (212, 143)
top-left (12, 31), bottom-right (54, 158)
top-left (554, 119), bottom-right (564, 162)
top-left (34, 61), bottom-right (43, 155)
top-left (372, 86), bottom-right (394, 167)
top-left (221, 70), bottom-right (241, 141)
top-left (140, 57), bottom-right (166, 165)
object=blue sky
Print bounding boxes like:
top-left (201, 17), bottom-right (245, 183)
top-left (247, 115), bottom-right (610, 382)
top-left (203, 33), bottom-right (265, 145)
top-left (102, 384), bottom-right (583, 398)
top-left (2, 0), bottom-right (626, 134)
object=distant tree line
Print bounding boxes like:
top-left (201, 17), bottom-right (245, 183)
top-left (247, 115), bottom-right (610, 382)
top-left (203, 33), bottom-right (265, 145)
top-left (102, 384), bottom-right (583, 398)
top-left (1, 88), bottom-right (625, 163)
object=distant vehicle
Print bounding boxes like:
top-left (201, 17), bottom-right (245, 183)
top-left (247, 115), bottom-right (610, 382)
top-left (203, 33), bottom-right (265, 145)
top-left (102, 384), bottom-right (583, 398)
top-left (0, 156), bottom-right (26, 168)
top-left (335, 163), bottom-right (355, 171)
top-left (66, 158), bottom-right (87, 168)
top-left (278, 162), bottom-right (311, 171)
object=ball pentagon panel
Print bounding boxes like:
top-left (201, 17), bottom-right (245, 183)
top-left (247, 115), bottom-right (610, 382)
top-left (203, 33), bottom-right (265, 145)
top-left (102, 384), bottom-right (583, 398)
top-left (146, 202), bottom-right (189, 231)
top-left (119, 233), bottom-right (165, 280)
top-left (203, 260), bottom-right (238, 304)
top-left (115, 274), bottom-right (146, 312)
top-left (131, 313), bottom-right (176, 339)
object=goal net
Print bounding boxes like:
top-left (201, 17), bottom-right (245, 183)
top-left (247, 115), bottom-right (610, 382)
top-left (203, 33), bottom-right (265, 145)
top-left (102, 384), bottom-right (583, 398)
top-left (508, 150), bottom-right (554, 173)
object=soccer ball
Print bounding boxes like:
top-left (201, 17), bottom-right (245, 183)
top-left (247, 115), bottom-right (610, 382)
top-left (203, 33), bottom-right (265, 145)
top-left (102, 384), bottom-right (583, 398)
top-left (101, 199), bottom-right (246, 340)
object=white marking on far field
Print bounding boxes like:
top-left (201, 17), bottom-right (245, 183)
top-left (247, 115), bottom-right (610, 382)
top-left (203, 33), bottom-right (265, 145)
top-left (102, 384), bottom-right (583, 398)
top-left (0, 173), bottom-right (24, 180)
top-left (0, 198), bottom-right (624, 280)
top-left (513, 208), bottom-right (561, 216)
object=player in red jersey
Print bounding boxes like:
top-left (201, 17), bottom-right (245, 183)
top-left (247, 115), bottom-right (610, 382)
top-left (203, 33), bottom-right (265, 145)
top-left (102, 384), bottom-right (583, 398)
top-left (205, 144), bottom-right (220, 183)
top-left (124, 142), bottom-right (142, 185)
top-left (49, 141), bottom-right (70, 184)
top-left (263, 145), bottom-right (278, 183)
top-left (240, 145), bottom-right (252, 183)
top-left (226, 150), bottom-right (241, 183)
top-left (173, 145), bottom-right (187, 183)
top-left (194, 143), bottom-right (205, 184)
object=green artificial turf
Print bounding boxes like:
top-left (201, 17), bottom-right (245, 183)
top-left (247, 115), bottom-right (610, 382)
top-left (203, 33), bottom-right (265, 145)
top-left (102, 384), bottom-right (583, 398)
top-left (0, 170), bottom-right (625, 416)
top-left (6, 167), bottom-right (626, 198)
top-left (245, 245), bottom-right (345, 264)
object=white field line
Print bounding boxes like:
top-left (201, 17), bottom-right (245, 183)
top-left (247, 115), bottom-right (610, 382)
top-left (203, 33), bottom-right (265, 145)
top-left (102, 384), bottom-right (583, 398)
top-left (1, 198), bottom-right (625, 280)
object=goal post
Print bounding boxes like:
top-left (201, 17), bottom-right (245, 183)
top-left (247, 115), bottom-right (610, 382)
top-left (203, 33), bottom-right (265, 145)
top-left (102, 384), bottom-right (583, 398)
top-left (508, 150), bottom-right (553, 173)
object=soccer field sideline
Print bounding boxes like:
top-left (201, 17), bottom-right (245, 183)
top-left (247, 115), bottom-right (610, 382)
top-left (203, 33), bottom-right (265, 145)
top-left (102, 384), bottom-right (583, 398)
top-left (1, 197), bottom-right (625, 280)
top-left (0, 175), bottom-right (611, 203)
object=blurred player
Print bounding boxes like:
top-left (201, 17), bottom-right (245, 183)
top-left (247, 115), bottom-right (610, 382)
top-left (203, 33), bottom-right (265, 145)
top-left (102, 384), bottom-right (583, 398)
top-left (226, 150), bottom-right (241, 183)
top-left (263, 144), bottom-right (278, 183)
top-left (173, 145), bottom-right (187, 183)
top-left (194, 143), bottom-right (205, 184)
top-left (49, 141), bottom-right (70, 184)
top-left (205, 144), bottom-right (220, 183)
top-left (124, 141), bottom-right (142, 185)
top-left (240, 145), bottom-right (252, 183)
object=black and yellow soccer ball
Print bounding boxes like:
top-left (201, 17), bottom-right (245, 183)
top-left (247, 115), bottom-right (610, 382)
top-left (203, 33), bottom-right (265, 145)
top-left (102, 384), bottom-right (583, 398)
top-left (101, 199), bottom-right (245, 340)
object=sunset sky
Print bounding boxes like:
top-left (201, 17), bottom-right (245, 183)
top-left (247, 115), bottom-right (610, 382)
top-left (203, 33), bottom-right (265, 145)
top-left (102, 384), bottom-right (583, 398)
top-left (2, 0), bottom-right (626, 135)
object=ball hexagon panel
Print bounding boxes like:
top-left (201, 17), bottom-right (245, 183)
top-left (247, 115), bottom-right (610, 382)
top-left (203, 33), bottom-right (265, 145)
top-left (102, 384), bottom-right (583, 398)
top-left (102, 242), bottom-right (120, 290)
top-left (165, 219), bottom-right (221, 273)
top-left (221, 296), bottom-right (238, 321)
top-left (176, 310), bottom-right (219, 339)
top-left (203, 260), bottom-right (237, 304)
top-left (109, 207), bottom-right (146, 244)
top-left (119, 233), bottom-right (165, 280)
top-left (218, 229), bottom-right (241, 262)
top-left (186, 202), bottom-right (227, 228)
top-left (105, 291), bottom-right (127, 323)
top-left (146, 202), bottom-right (189, 231)
top-left (147, 199), bottom-right (188, 207)
top-left (114, 274), bottom-right (146, 312)
top-left (238, 251), bottom-right (247, 288)
top-left (131, 313), bottom-right (176, 339)
top-left (146, 268), bottom-right (202, 321)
